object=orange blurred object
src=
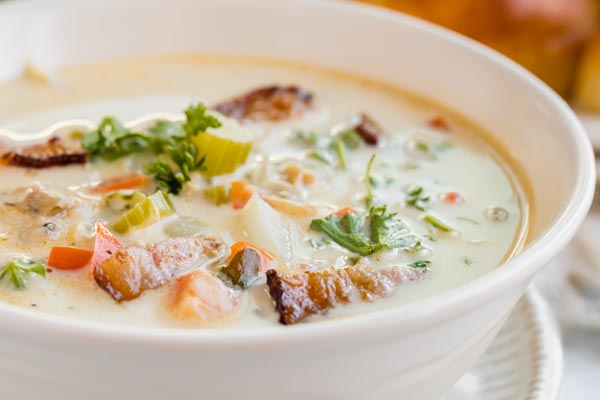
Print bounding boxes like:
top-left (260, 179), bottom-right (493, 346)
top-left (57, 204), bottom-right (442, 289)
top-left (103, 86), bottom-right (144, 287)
top-left (358, 0), bottom-right (597, 97)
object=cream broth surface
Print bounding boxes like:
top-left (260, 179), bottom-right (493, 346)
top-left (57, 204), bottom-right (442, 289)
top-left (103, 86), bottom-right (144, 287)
top-left (0, 56), bottom-right (527, 328)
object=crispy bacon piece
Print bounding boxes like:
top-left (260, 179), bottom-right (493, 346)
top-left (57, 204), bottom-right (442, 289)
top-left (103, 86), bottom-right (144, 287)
top-left (2, 136), bottom-right (88, 168)
top-left (354, 113), bottom-right (382, 145)
top-left (214, 85), bottom-right (313, 122)
top-left (94, 234), bottom-right (228, 301)
top-left (266, 264), bottom-right (423, 325)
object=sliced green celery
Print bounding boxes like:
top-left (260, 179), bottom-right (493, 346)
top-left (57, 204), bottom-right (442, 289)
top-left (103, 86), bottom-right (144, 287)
top-left (113, 191), bottom-right (175, 233)
top-left (203, 185), bottom-right (230, 206)
top-left (191, 132), bottom-right (252, 178)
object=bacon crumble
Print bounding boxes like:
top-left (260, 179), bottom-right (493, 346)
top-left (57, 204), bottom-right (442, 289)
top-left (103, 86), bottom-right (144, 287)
top-left (2, 136), bottom-right (88, 168)
top-left (214, 85), bottom-right (313, 122)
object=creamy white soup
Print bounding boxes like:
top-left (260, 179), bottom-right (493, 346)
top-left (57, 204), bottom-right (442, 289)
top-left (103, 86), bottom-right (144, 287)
top-left (0, 56), bottom-right (527, 328)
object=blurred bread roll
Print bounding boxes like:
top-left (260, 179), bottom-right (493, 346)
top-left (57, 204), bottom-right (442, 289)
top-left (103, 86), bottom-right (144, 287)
top-left (574, 32), bottom-right (600, 112)
top-left (359, 0), bottom-right (597, 97)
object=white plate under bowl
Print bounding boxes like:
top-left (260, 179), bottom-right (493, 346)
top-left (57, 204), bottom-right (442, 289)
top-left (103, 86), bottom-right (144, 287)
top-left (443, 289), bottom-right (563, 400)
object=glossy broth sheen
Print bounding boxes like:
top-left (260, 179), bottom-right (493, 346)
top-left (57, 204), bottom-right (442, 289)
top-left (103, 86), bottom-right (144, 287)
top-left (0, 56), bottom-right (527, 328)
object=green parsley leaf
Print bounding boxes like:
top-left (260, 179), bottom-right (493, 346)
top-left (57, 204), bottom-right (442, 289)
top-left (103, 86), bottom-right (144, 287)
top-left (405, 186), bottom-right (430, 211)
top-left (409, 260), bottom-right (431, 269)
top-left (182, 103), bottom-right (221, 136)
top-left (81, 117), bottom-right (153, 161)
top-left (365, 154), bottom-right (376, 208)
top-left (310, 205), bottom-right (418, 256)
top-left (424, 214), bottom-right (455, 232)
top-left (0, 257), bottom-right (46, 290)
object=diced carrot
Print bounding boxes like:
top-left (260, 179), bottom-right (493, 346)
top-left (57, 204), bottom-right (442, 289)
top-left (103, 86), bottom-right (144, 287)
top-left (335, 207), bottom-right (355, 218)
top-left (441, 191), bottom-right (464, 204)
top-left (90, 221), bottom-right (122, 274)
top-left (48, 246), bottom-right (93, 270)
top-left (227, 241), bottom-right (274, 271)
top-left (89, 174), bottom-right (148, 194)
top-left (428, 116), bottom-right (450, 131)
top-left (230, 181), bottom-right (254, 210)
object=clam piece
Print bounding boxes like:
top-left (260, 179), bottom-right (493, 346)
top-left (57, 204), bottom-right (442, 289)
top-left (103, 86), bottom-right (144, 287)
top-left (94, 234), bottom-right (228, 301)
top-left (266, 264), bottom-right (423, 325)
top-left (214, 85), bottom-right (313, 122)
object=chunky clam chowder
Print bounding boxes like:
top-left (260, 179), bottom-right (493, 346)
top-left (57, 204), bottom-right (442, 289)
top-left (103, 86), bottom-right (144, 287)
top-left (0, 56), bottom-right (527, 328)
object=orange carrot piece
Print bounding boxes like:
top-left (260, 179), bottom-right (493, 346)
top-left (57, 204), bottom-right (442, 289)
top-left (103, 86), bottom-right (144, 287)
top-left (230, 181), bottom-right (254, 210)
top-left (441, 192), bottom-right (464, 205)
top-left (90, 221), bottom-right (122, 273)
top-left (227, 241), bottom-right (274, 271)
top-left (335, 207), bottom-right (355, 218)
top-left (89, 174), bottom-right (148, 194)
top-left (48, 246), bottom-right (93, 270)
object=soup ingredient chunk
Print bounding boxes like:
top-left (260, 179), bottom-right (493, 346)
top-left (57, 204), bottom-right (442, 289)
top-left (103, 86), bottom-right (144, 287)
top-left (266, 264), bottom-right (423, 324)
top-left (48, 246), bottom-right (93, 271)
top-left (170, 269), bottom-right (241, 324)
top-left (94, 234), bottom-right (228, 301)
top-left (1, 185), bottom-right (92, 245)
top-left (2, 136), bottom-right (88, 168)
top-left (219, 248), bottom-right (261, 288)
top-left (353, 113), bottom-right (382, 145)
top-left (214, 85), bottom-right (313, 122)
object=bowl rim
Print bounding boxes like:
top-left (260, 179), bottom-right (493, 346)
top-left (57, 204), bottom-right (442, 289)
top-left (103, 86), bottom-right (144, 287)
top-left (0, 0), bottom-right (595, 346)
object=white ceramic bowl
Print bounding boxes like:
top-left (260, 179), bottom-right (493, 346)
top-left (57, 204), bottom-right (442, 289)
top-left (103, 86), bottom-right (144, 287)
top-left (0, 1), bottom-right (594, 399)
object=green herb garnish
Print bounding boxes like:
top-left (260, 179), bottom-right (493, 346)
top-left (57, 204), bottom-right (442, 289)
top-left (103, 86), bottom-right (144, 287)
top-left (335, 140), bottom-right (347, 169)
top-left (405, 186), bottom-right (430, 211)
top-left (365, 154), bottom-right (376, 208)
top-left (424, 214), bottom-right (455, 232)
top-left (457, 216), bottom-right (480, 225)
top-left (464, 256), bottom-right (473, 265)
top-left (0, 257), bottom-right (46, 290)
top-left (81, 117), bottom-right (154, 161)
top-left (409, 260), bottom-right (431, 269)
top-left (310, 205), bottom-right (417, 256)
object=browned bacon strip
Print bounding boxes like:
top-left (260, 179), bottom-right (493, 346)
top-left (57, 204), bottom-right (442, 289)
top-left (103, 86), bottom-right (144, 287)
top-left (266, 264), bottom-right (423, 325)
top-left (214, 85), bottom-right (313, 122)
top-left (94, 234), bottom-right (228, 301)
top-left (2, 136), bottom-right (88, 168)
top-left (354, 113), bottom-right (382, 145)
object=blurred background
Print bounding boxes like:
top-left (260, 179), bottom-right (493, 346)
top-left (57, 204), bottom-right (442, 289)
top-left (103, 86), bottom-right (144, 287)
top-left (360, 0), bottom-right (600, 109)
top-left (357, 0), bottom-right (600, 398)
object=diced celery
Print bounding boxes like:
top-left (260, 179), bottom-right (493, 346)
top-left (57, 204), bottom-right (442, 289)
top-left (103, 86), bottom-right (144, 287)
top-left (191, 132), bottom-right (252, 177)
top-left (104, 190), bottom-right (146, 212)
top-left (203, 185), bottom-right (230, 206)
top-left (113, 191), bottom-right (175, 233)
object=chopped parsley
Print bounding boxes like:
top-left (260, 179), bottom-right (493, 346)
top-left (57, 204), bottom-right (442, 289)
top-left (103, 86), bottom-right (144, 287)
top-left (0, 257), bottom-right (46, 290)
top-left (424, 214), bottom-right (455, 232)
top-left (310, 205), bottom-right (417, 256)
top-left (365, 154), bottom-right (376, 208)
top-left (457, 216), bottom-right (480, 225)
top-left (409, 260), bottom-right (431, 269)
top-left (405, 186), bottom-right (429, 211)
top-left (464, 256), bottom-right (473, 266)
top-left (290, 128), bottom-right (364, 170)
